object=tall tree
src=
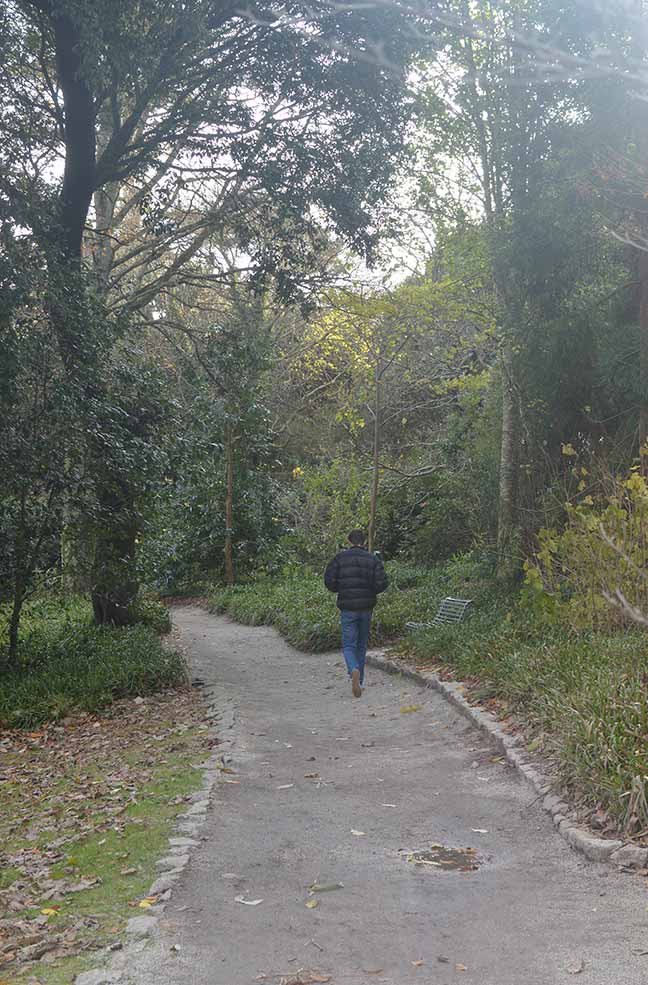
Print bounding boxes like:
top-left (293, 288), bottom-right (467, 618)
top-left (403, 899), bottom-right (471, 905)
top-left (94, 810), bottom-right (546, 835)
top-left (1, 0), bottom-right (431, 622)
top-left (415, 0), bottom-right (621, 575)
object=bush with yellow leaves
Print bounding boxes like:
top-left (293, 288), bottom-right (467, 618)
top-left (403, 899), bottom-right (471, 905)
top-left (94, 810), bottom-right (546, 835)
top-left (524, 462), bottom-right (648, 631)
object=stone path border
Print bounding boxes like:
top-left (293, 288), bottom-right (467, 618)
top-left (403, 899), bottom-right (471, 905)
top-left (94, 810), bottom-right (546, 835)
top-left (73, 690), bottom-right (235, 985)
top-left (366, 650), bottom-right (648, 871)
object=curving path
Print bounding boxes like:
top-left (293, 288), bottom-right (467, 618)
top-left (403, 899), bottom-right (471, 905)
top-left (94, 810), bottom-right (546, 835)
top-left (125, 606), bottom-right (648, 985)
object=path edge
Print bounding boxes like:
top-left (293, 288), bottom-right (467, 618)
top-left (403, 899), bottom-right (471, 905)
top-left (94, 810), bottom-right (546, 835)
top-left (366, 650), bottom-right (646, 871)
top-left (73, 684), bottom-right (234, 985)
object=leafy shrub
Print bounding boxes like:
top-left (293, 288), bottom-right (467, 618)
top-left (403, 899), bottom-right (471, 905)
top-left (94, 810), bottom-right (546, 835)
top-left (131, 595), bottom-right (172, 634)
top-left (524, 466), bottom-right (648, 631)
top-left (0, 623), bottom-right (186, 729)
top-left (276, 459), bottom-right (371, 568)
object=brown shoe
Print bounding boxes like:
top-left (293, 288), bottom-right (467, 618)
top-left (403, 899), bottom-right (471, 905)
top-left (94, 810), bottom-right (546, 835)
top-left (351, 669), bottom-right (362, 698)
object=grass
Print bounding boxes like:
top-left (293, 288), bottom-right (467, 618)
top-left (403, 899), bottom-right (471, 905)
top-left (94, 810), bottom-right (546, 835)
top-left (0, 595), bottom-right (182, 728)
top-left (1, 691), bottom-right (210, 984)
top-left (210, 556), bottom-right (507, 652)
top-left (404, 614), bottom-right (648, 834)
top-left (212, 554), bottom-right (648, 836)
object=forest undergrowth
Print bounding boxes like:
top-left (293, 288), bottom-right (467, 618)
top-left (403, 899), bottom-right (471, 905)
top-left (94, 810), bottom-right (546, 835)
top-left (0, 596), bottom-right (181, 730)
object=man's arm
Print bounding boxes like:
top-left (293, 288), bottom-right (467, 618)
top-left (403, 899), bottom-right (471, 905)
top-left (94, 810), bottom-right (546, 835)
top-left (373, 557), bottom-right (389, 594)
top-left (324, 556), bottom-right (339, 592)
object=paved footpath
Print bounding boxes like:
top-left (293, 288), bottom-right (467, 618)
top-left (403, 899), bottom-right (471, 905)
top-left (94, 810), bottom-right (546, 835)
top-left (126, 607), bottom-right (648, 985)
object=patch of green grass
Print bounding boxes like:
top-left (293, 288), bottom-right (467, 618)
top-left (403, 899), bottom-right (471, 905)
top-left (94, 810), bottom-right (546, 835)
top-left (6, 716), bottom-right (208, 984)
top-left (210, 557), bottom-right (506, 652)
top-left (407, 612), bottom-right (648, 833)
top-left (0, 865), bottom-right (20, 890)
top-left (0, 596), bottom-right (186, 728)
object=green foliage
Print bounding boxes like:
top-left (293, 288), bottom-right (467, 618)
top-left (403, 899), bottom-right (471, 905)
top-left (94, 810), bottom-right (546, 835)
top-left (210, 556), bottom-right (502, 652)
top-left (0, 597), bottom-right (184, 728)
top-left (277, 459), bottom-right (371, 568)
top-left (139, 299), bottom-right (281, 592)
top-left (130, 595), bottom-right (172, 634)
top-left (524, 466), bottom-right (648, 631)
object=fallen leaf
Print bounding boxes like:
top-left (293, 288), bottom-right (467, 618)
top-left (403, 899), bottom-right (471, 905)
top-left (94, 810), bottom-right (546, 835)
top-left (121, 867), bottom-right (137, 876)
top-left (471, 828), bottom-right (488, 834)
top-left (400, 704), bottom-right (423, 714)
top-left (351, 829), bottom-right (366, 837)
top-left (437, 956), bottom-right (450, 963)
top-left (456, 964), bottom-right (468, 972)
top-left (234, 896), bottom-right (263, 905)
top-left (277, 784), bottom-right (294, 790)
top-left (411, 959), bottom-right (424, 967)
top-left (308, 882), bottom-right (344, 893)
top-left (138, 896), bottom-right (159, 908)
top-left (382, 803), bottom-right (398, 807)
top-left (362, 970), bottom-right (384, 975)
top-left (40, 908), bottom-right (58, 916)
top-left (305, 899), bottom-right (319, 909)
top-left (304, 773), bottom-right (319, 779)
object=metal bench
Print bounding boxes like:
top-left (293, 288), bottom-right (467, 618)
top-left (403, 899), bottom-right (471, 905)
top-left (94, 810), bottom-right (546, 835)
top-left (406, 597), bottom-right (474, 632)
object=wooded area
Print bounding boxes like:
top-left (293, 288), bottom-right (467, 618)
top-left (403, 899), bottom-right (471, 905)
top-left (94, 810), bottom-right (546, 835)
top-left (5, 0), bottom-right (648, 795)
top-left (9, 5), bottom-right (648, 979)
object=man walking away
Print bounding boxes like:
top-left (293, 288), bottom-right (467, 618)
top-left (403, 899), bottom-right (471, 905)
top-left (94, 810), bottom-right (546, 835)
top-left (324, 530), bottom-right (389, 698)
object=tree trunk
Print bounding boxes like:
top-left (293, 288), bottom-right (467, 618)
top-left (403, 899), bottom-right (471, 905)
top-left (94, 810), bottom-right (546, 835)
top-left (639, 248), bottom-right (648, 473)
top-left (61, 452), bottom-right (94, 594)
top-left (496, 347), bottom-right (520, 579)
top-left (91, 473), bottom-right (139, 626)
top-left (368, 365), bottom-right (381, 554)
top-left (7, 576), bottom-right (25, 666)
top-left (224, 424), bottom-right (235, 587)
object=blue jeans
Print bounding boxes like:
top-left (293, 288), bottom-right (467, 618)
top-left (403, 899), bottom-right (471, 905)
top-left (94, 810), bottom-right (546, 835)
top-left (340, 610), bottom-right (372, 684)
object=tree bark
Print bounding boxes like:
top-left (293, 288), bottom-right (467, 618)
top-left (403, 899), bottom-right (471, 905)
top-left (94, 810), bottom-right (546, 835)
top-left (496, 347), bottom-right (520, 579)
top-left (224, 424), bottom-right (235, 587)
top-left (90, 471), bottom-right (138, 626)
top-left (7, 584), bottom-right (25, 667)
top-left (50, 10), bottom-right (96, 269)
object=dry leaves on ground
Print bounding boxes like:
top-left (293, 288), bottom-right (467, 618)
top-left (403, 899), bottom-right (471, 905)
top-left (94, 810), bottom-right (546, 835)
top-left (0, 689), bottom-right (209, 976)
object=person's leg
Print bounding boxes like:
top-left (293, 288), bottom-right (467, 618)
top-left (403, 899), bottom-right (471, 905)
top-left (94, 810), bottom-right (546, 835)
top-left (340, 611), bottom-right (362, 697)
top-left (356, 610), bottom-right (372, 685)
top-left (340, 610), bottom-right (360, 677)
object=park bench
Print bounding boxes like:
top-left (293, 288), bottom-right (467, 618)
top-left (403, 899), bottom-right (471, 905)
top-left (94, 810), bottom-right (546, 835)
top-left (405, 597), bottom-right (474, 632)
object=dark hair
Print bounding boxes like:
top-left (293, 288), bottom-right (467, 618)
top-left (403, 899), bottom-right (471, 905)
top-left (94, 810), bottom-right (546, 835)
top-left (348, 529), bottom-right (366, 546)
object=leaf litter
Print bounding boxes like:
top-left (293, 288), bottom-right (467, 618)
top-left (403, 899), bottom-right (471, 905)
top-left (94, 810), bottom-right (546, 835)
top-left (0, 689), bottom-right (210, 978)
top-left (404, 844), bottom-right (480, 872)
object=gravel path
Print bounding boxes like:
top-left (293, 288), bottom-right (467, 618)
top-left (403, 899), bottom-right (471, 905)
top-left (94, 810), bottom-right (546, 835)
top-left (125, 606), bottom-right (648, 985)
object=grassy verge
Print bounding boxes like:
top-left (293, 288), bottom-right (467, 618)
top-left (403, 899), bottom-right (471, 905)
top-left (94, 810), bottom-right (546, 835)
top-left (212, 555), bottom-right (648, 837)
top-left (0, 596), bottom-right (181, 729)
top-left (0, 689), bottom-right (211, 984)
top-left (404, 616), bottom-right (648, 837)
top-left (210, 558), bottom-right (507, 652)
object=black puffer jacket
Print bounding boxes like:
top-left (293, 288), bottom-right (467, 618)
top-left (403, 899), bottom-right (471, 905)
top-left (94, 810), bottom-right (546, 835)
top-left (324, 547), bottom-right (389, 611)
